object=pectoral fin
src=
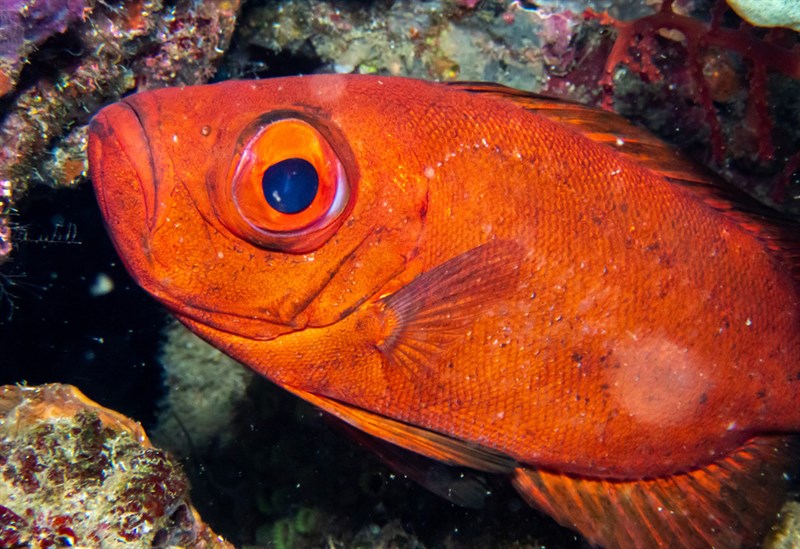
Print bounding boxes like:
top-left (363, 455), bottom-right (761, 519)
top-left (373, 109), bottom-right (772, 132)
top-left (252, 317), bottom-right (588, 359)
top-left (377, 240), bottom-right (524, 377)
top-left (512, 435), bottom-right (796, 548)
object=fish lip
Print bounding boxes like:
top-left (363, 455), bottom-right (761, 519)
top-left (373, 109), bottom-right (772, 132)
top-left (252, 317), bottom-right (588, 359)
top-left (88, 99), bottom-right (158, 233)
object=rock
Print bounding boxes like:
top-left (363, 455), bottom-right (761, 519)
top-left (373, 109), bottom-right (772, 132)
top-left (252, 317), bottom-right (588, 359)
top-left (0, 383), bottom-right (232, 548)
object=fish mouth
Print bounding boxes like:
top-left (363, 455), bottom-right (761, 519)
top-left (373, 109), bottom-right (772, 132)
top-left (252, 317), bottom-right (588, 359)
top-left (88, 98), bottom-right (169, 311)
top-left (89, 100), bottom-right (158, 235)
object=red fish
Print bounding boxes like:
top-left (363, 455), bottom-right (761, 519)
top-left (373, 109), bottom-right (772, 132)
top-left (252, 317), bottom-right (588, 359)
top-left (88, 75), bottom-right (800, 547)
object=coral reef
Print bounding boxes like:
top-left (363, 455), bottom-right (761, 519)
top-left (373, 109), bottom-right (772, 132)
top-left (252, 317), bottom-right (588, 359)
top-left (230, 0), bottom-right (605, 94)
top-left (766, 501), bottom-right (800, 549)
top-left (0, 383), bottom-right (232, 548)
top-left (0, 0), bottom-right (241, 263)
top-left (587, 0), bottom-right (800, 207)
top-left (0, 0), bottom-right (88, 97)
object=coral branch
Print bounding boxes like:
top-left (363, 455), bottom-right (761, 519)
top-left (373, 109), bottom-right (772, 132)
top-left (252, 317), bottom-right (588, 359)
top-left (590, 0), bottom-right (800, 193)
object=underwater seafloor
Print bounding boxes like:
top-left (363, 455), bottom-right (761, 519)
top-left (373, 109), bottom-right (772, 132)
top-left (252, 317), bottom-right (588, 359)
top-left (1, 0), bottom-right (800, 547)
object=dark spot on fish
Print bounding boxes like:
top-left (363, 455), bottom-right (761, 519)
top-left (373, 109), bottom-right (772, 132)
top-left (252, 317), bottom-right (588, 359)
top-left (571, 352), bottom-right (583, 363)
top-left (644, 241), bottom-right (660, 252)
top-left (756, 389), bottom-right (767, 398)
top-left (619, 202), bottom-right (629, 213)
top-left (592, 215), bottom-right (603, 226)
top-left (699, 393), bottom-right (707, 404)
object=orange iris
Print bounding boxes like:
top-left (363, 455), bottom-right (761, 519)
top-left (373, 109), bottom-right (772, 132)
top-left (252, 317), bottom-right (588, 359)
top-left (227, 117), bottom-right (351, 252)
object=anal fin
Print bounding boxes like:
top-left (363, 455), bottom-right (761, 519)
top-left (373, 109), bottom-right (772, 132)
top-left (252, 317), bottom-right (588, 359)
top-left (512, 435), bottom-right (797, 548)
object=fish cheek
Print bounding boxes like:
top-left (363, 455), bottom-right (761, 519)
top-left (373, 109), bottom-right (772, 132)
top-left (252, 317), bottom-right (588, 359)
top-left (295, 224), bottom-right (426, 328)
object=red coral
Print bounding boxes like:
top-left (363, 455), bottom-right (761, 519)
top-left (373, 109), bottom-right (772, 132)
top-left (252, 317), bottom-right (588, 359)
top-left (588, 0), bottom-right (800, 203)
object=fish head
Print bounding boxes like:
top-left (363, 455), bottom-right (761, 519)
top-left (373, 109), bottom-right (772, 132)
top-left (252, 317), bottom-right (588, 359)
top-left (89, 76), bottom-right (430, 340)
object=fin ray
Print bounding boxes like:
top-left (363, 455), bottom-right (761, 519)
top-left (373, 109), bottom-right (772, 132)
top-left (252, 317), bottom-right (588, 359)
top-left (378, 240), bottom-right (523, 377)
top-left (333, 418), bottom-right (491, 509)
top-left (511, 436), bottom-right (795, 549)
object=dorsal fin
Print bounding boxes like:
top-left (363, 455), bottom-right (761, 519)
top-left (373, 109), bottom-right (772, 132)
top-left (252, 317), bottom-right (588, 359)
top-left (449, 82), bottom-right (800, 279)
top-left (449, 81), bottom-right (706, 183)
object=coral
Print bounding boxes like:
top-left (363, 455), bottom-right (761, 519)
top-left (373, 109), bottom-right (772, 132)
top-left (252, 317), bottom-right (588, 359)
top-left (0, 0), bottom-right (88, 97)
top-left (152, 322), bottom-right (255, 456)
top-left (588, 0), bottom-right (800, 207)
top-left (765, 501), bottom-right (800, 548)
top-left (0, 383), bottom-right (232, 548)
top-left (0, 0), bottom-right (241, 262)
top-left (231, 0), bottom-right (586, 91)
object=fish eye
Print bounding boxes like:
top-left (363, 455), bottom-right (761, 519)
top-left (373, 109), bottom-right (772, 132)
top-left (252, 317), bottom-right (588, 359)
top-left (226, 117), bottom-right (352, 252)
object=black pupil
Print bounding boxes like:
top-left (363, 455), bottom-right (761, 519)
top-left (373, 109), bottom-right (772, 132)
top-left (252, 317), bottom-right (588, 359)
top-left (261, 158), bottom-right (319, 214)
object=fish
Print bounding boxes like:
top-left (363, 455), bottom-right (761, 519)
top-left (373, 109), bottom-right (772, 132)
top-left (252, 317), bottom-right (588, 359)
top-left (88, 75), bottom-right (800, 548)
